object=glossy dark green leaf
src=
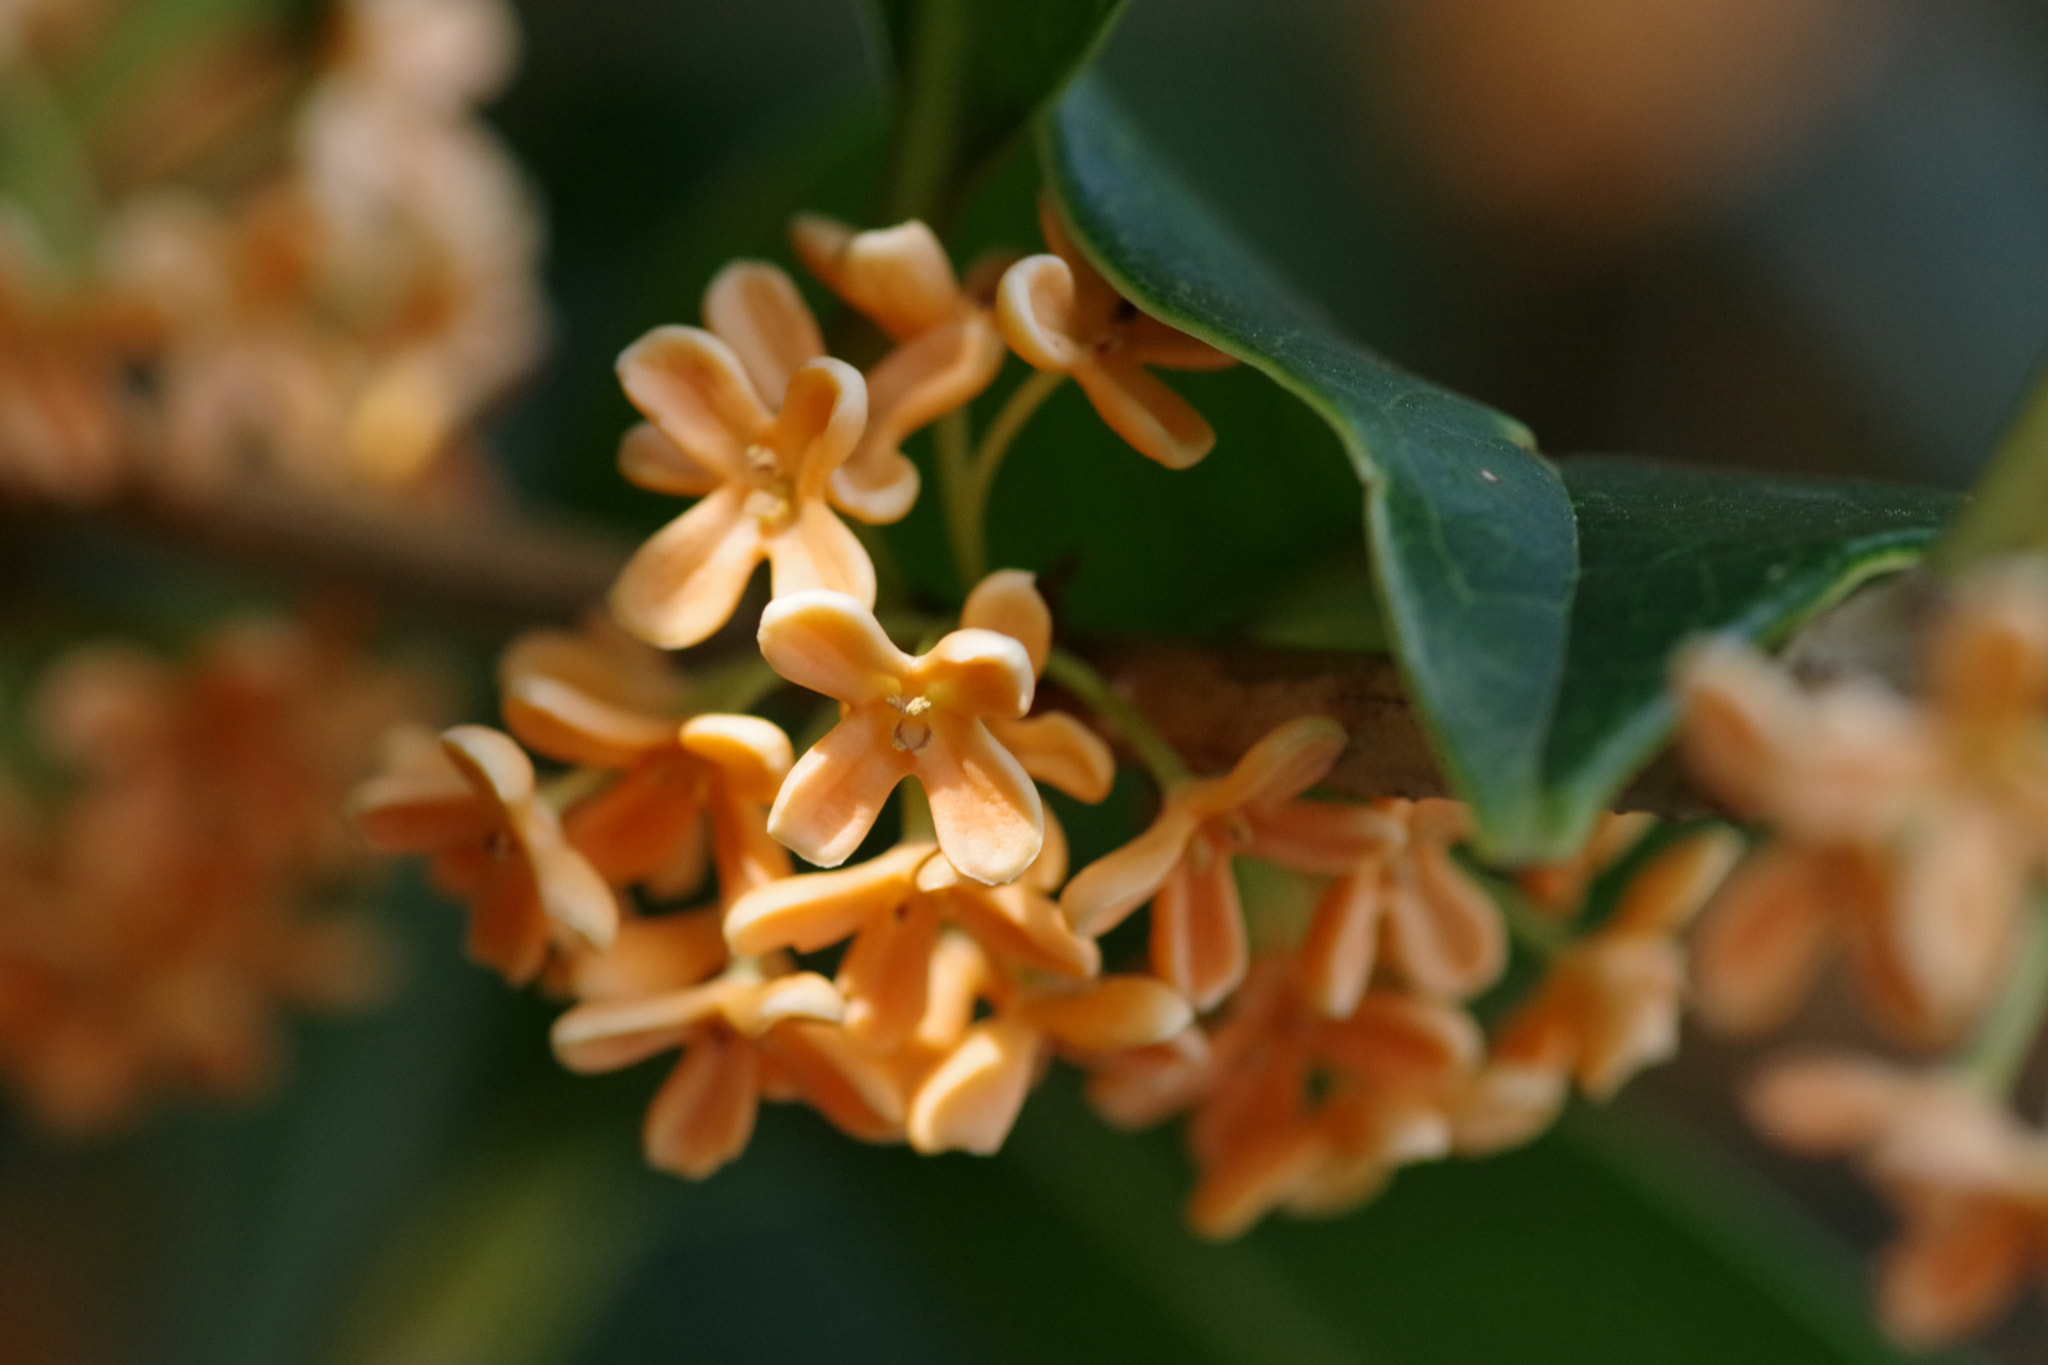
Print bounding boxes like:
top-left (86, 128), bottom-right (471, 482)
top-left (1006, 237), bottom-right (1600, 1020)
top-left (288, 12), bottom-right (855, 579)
top-left (1042, 77), bottom-right (1579, 858)
top-left (873, 0), bottom-right (1130, 222)
top-left (1536, 457), bottom-right (1957, 849)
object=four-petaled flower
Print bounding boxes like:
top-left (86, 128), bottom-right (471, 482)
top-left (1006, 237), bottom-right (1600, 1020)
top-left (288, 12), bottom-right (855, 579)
top-left (607, 266), bottom-right (873, 648)
top-left (350, 724), bottom-right (617, 984)
top-left (995, 200), bottom-right (1234, 469)
top-left (791, 215), bottom-right (1007, 522)
top-left (757, 590), bottom-right (1043, 885)
top-left (1061, 716), bottom-right (1349, 1008)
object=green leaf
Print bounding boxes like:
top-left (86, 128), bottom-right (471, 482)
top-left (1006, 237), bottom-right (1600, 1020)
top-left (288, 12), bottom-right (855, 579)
top-left (1042, 77), bottom-right (1580, 859)
top-left (1536, 457), bottom-right (1956, 849)
top-left (873, 0), bottom-right (1130, 223)
top-left (1043, 81), bottom-right (1959, 859)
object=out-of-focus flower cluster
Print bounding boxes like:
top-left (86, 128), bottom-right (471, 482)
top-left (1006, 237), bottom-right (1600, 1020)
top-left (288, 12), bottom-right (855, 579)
top-left (0, 0), bottom-right (542, 505)
top-left (1676, 560), bottom-right (2048, 1347)
top-left (352, 203), bottom-right (1750, 1243)
top-left (0, 610), bottom-right (434, 1132)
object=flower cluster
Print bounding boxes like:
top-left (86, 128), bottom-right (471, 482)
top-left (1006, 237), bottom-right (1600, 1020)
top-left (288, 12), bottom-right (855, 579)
top-left (0, 0), bottom-right (542, 504)
top-left (0, 610), bottom-right (432, 1132)
top-left (354, 203), bottom-right (1741, 1242)
top-left (1676, 560), bottom-right (2048, 1346)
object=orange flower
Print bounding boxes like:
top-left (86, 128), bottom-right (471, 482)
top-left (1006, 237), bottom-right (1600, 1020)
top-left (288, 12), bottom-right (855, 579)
top-left (497, 621), bottom-right (792, 901)
top-left (959, 570), bottom-right (1116, 804)
top-left (606, 276), bottom-right (873, 647)
top-left (1679, 574), bottom-right (2048, 1044)
top-left (1455, 827), bottom-right (1741, 1155)
top-left (552, 963), bottom-right (903, 1175)
top-left (350, 725), bottom-right (617, 984)
top-left (791, 215), bottom-right (1007, 523)
top-left (757, 590), bottom-right (1043, 885)
top-left (995, 200), bottom-right (1234, 470)
top-left (1516, 810), bottom-right (1656, 914)
top-left (1173, 958), bottom-right (1482, 1239)
top-left (1747, 1053), bottom-right (2048, 1348)
top-left (1061, 716), bottom-right (1349, 1009)
top-left (1287, 797), bottom-right (1506, 1017)
top-left (905, 940), bottom-right (1191, 1157)
top-left (724, 835), bottom-right (1096, 1050)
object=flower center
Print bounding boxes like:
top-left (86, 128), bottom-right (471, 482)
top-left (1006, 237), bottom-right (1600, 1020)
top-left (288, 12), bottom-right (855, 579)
top-left (742, 444), bottom-right (796, 533)
top-left (887, 693), bottom-right (934, 753)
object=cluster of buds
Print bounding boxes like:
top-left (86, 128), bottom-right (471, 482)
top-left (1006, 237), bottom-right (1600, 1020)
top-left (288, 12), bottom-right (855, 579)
top-left (352, 202), bottom-right (1752, 1238)
top-left (0, 0), bottom-right (542, 504)
top-left (0, 611), bottom-right (432, 1132)
top-left (1675, 560), bottom-right (2048, 1346)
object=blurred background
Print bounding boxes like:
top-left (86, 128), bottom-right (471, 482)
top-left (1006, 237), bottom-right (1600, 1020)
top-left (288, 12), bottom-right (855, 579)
top-left (7, 0), bottom-right (2048, 1361)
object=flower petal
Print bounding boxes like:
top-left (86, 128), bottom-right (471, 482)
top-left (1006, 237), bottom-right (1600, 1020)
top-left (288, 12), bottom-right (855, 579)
top-left (609, 485), bottom-right (765, 649)
top-left (838, 898), bottom-right (943, 1048)
top-left (919, 714), bottom-right (1043, 885)
top-left (1607, 826), bottom-right (1744, 937)
top-left (1876, 1201), bottom-right (2036, 1349)
top-left (769, 357), bottom-right (866, 498)
top-left (1889, 801), bottom-right (2027, 1037)
top-left (1186, 1121), bottom-right (1330, 1240)
top-left (1297, 863), bottom-right (1385, 1019)
top-left (856, 316), bottom-right (1006, 483)
top-left (961, 569), bottom-right (1051, 672)
top-left (723, 839), bottom-right (935, 955)
top-left (501, 674), bottom-right (677, 769)
top-left (764, 498), bottom-right (877, 605)
top-left (561, 756), bottom-right (706, 889)
top-left (994, 254), bottom-right (1083, 371)
top-left (1211, 716), bottom-right (1349, 813)
top-left (943, 882), bottom-right (1100, 979)
top-left (767, 709), bottom-right (914, 869)
top-left (836, 220), bottom-right (964, 338)
top-left (765, 1018), bottom-right (907, 1141)
top-left (348, 768), bottom-right (494, 851)
top-left (1151, 833), bottom-right (1247, 1010)
top-left (1385, 840), bottom-right (1504, 999)
top-left (1743, 1051), bottom-right (1915, 1155)
top-left (986, 714), bottom-right (1116, 807)
top-left (439, 724), bottom-right (535, 809)
top-left (1243, 798), bottom-right (1397, 876)
top-left (551, 978), bottom-right (730, 1073)
top-left (1073, 355), bottom-right (1215, 470)
top-left (1021, 976), bottom-right (1192, 1053)
top-left (511, 804), bottom-right (621, 949)
top-left (554, 908), bottom-right (727, 1002)
top-left (617, 420), bottom-right (722, 496)
top-left (756, 590), bottom-right (912, 703)
top-left (1323, 992), bottom-right (1482, 1088)
top-left (1451, 1064), bottom-right (1567, 1157)
top-left (1126, 313), bottom-right (1236, 370)
top-left (1690, 846), bottom-right (1841, 1036)
top-left (701, 261), bottom-right (822, 406)
top-left (680, 713), bottom-right (793, 802)
top-left (467, 854), bottom-right (551, 985)
top-left (643, 1032), bottom-right (760, 1179)
top-left (828, 445), bottom-right (922, 526)
top-left (1061, 803), bottom-right (1202, 937)
top-left (615, 325), bottom-right (763, 475)
top-left (906, 1017), bottom-right (1042, 1154)
top-left (920, 628), bottom-right (1035, 720)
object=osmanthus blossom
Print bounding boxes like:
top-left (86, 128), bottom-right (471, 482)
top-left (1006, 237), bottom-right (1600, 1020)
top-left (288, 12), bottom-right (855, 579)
top-left (790, 214), bottom-right (1008, 523)
top-left (1453, 827), bottom-right (1743, 1156)
top-left (606, 290), bottom-right (874, 648)
top-left (1747, 1053), bottom-right (2048, 1348)
top-left (995, 199), bottom-right (1235, 470)
top-left (903, 934), bottom-right (1193, 1157)
top-left (756, 590), bottom-right (1044, 885)
top-left (1515, 810), bottom-right (1657, 915)
top-left (1679, 567), bottom-right (2048, 1045)
top-left (497, 621), bottom-right (792, 902)
top-left (552, 962), bottom-right (906, 1177)
top-left (1113, 957), bottom-right (1483, 1240)
top-left (724, 829), bottom-right (1096, 1050)
top-left (959, 570), bottom-right (1116, 806)
top-left (350, 725), bottom-right (618, 984)
top-left (1277, 797), bottom-right (1507, 1019)
top-left (1061, 716), bottom-right (1351, 1010)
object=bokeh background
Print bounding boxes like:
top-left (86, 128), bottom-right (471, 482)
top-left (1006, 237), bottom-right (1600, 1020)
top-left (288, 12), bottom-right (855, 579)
top-left (8, 1), bottom-right (2048, 1361)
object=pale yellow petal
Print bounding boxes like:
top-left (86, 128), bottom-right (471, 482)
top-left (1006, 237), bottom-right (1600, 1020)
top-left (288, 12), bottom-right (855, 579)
top-left (643, 1032), bottom-right (759, 1179)
top-left (770, 357), bottom-right (867, 499)
top-left (756, 590), bottom-right (912, 703)
top-left (767, 708), bottom-right (914, 869)
top-left (988, 713), bottom-right (1114, 804)
top-left (724, 839), bottom-right (936, 955)
top-left (1690, 847), bottom-right (1841, 1036)
top-left (1151, 833), bottom-right (1246, 1010)
top-left (764, 498), bottom-right (877, 605)
top-left (551, 979), bottom-right (732, 1072)
top-left (608, 485), bottom-right (765, 649)
top-left (919, 714), bottom-right (1043, 885)
top-left (994, 254), bottom-right (1083, 371)
top-left (1211, 716), bottom-right (1349, 813)
top-left (920, 628), bottom-right (1036, 720)
top-left (1061, 804), bottom-right (1202, 937)
top-left (615, 325), bottom-right (762, 474)
top-left (500, 674), bottom-right (675, 769)
top-left (680, 713), bottom-right (793, 803)
top-left (1022, 976), bottom-right (1192, 1053)
top-left (1074, 355), bottom-right (1215, 470)
top-left (617, 420), bottom-right (723, 495)
top-left (439, 724), bottom-right (534, 809)
top-left (906, 1018), bottom-right (1042, 1155)
top-left (961, 569), bottom-right (1052, 673)
top-left (701, 260), bottom-right (822, 406)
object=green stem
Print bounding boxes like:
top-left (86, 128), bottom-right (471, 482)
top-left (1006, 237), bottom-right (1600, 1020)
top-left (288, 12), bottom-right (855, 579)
top-left (0, 56), bottom-right (98, 265)
top-left (1933, 359), bottom-right (2048, 571)
top-left (880, 0), bottom-right (968, 225)
top-left (1963, 897), bottom-right (2048, 1096)
top-left (935, 409), bottom-right (977, 593)
top-left (1043, 647), bottom-right (1190, 792)
top-left (960, 370), bottom-right (1064, 587)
